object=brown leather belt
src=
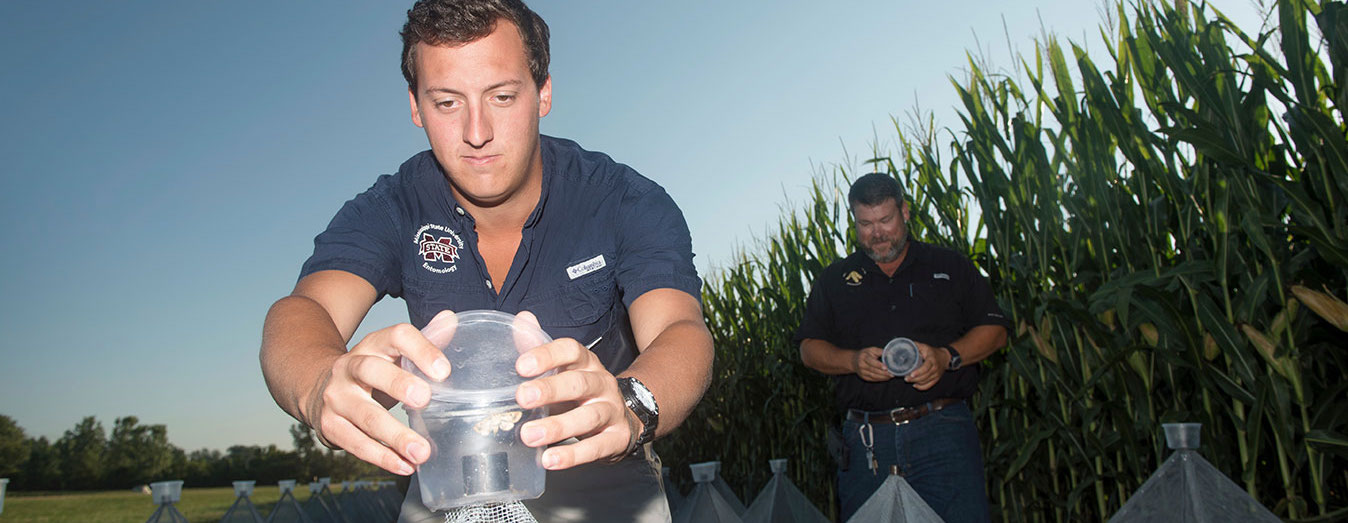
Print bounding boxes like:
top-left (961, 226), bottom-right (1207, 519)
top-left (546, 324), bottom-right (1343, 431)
top-left (846, 398), bottom-right (964, 425)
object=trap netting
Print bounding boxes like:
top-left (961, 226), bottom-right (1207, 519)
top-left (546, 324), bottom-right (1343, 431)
top-left (266, 480), bottom-right (314, 523)
top-left (302, 479), bottom-right (345, 523)
top-left (743, 459), bottom-right (829, 523)
top-left (845, 467), bottom-right (942, 523)
top-left (442, 501), bottom-right (537, 523)
top-left (220, 481), bottom-right (264, 523)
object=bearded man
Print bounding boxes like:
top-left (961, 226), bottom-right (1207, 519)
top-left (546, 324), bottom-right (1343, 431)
top-left (796, 172), bottom-right (1008, 522)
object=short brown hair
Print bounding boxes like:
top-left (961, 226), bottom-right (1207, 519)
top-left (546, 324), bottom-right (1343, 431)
top-left (400, 0), bottom-right (551, 93)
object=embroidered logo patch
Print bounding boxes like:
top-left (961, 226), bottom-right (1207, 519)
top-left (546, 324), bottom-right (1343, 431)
top-left (567, 254), bottom-right (606, 280)
top-left (933, 273), bottom-right (950, 280)
top-left (414, 224), bottom-right (465, 274)
top-left (844, 268), bottom-right (866, 286)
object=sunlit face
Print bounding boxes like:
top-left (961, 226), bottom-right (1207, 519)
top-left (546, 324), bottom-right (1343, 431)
top-left (853, 198), bottom-right (909, 264)
top-left (408, 21), bottom-right (552, 208)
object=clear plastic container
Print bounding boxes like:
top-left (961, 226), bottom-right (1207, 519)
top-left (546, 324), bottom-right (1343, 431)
top-left (882, 337), bottom-right (924, 377)
top-left (1163, 422), bottom-right (1201, 449)
top-left (150, 480), bottom-right (183, 504)
top-left (403, 310), bottom-right (554, 511)
top-left (233, 480), bottom-right (255, 497)
top-left (689, 462), bottom-right (717, 483)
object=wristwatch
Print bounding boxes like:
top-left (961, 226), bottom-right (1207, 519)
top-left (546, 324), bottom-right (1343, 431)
top-left (617, 377), bottom-right (659, 453)
top-left (942, 346), bottom-right (962, 371)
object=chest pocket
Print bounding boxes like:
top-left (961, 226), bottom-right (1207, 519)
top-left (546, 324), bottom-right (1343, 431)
top-left (521, 269), bottom-right (617, 329)
top-left (910, 276), bottom-right (962, 325)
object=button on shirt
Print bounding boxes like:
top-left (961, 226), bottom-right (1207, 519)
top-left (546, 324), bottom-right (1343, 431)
top-left (794, 240), bottom-right (1010, 412)
top-left (300, 135), bottom-right (702, 374)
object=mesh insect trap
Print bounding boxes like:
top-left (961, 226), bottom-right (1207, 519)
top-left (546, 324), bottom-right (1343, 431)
top-left (145, 480), bottom-right (189, 523)
top-left (672, 461), bottom-right (745, 523)
top-left (742, 459), bottom-right (829, 523)
top-left (303, 478), bottom-right (345, 523)
top-left (845, 466), bottom-right (942, 523)
top-left (220, 480), bottom-right (264, 523)
top-left (265, 479), bottom-right (313, 523)
top-left (1109, 423), bottom-right (1281, 522)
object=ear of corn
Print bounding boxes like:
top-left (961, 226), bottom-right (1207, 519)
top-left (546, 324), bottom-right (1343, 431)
top-left (1292, 284), bottom-right (1348, 331)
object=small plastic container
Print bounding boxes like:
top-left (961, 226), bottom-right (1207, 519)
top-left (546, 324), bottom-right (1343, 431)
top-left (278, 480), bottom-right (296, 494)
top-left (690, 462), bottom-right (718, 483)
top-left (150, 480), bottom-right (183, 504)
top-left (233, 480), bottom-right (255, 497)
top-left (1163, 422), bottom-right (1202, 450)
top-left (403, 310), bottom-right (554, 511)
top-left (882, 338), bottom-right (924, 377)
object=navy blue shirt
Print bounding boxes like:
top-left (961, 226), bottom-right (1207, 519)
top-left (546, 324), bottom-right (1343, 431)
top-left (301, 135), bottom-right (702, 374)
top-left (794, 240), bottom-right (1009, 412)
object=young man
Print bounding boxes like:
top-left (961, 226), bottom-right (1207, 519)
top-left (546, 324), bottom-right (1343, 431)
top-left (796, 173), bottom-right (1008, 522)
top-left (259, 1), bottom-right (713, 521)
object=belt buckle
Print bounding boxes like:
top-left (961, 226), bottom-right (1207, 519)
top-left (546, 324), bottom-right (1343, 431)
top-left (889, 407), bottom-right (914, 425)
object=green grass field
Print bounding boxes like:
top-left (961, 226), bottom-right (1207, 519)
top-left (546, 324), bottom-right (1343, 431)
top-left (1, 486), bottom-right (318, 522)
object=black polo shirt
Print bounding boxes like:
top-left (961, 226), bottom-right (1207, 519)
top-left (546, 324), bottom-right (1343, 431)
top-left (794, 239), bottom-right (1009, 412)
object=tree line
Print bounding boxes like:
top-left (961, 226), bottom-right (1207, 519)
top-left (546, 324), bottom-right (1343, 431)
top-left (0, 414), bottom-right (389, 491)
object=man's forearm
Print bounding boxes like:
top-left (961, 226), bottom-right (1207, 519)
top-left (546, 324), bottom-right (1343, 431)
top-left (800, 338), bottom-right (857, 375)
top-left (948, 324), bottom-right (1008, 366)
top-left (260, 295), bottom-right (350, 425)
top-left (620, 318), bottom-right (713, 439)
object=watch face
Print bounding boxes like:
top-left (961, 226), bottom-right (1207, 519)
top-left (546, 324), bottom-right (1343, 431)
top-left (946, 347), bottom-right (962, 370)
top-left (630, 379), bottom-right (658, 414)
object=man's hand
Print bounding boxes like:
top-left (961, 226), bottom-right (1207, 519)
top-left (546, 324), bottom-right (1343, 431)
top-left (904, 342), bottom-right (949, 390)
top-left (302, 312), bottom-right (455, 476)
top-left (512, 314), bottom-right (634, 470)
top-left (853, 346), bottom-right (892, 382)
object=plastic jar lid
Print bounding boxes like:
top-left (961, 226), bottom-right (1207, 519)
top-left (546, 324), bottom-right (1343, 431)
top-left (403, 310), bottom-right (553, 405)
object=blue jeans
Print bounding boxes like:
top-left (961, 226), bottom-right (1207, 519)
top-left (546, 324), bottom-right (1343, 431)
top-left (838, 401), bottom-right (990, 522)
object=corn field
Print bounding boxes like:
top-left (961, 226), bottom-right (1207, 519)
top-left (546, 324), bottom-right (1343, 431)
top-left (656, 0), bottom-right (1348, 520)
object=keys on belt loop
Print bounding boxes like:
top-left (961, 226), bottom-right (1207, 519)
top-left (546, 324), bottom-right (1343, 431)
top-left (857, 418), bottom-right (877, 475)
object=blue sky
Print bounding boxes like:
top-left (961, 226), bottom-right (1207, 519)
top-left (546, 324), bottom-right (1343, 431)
top-left (0, 1), bottom-right (1268, 452)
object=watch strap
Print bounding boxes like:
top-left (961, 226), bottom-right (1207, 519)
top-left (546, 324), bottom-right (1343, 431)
top-left (618, 377), bottom-right (658, 453)
top-left (943, 345), bottom-right (962, 371)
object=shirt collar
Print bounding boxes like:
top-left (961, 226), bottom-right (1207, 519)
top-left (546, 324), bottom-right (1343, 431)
top-left (855, 236), bottom-right (923, 274)
top-left (426, 137), bottom-right (554, 230)
top-left (522, 136), bottom-right (554, 229)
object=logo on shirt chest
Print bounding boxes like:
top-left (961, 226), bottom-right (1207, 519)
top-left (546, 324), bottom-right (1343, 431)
top-left (844, 268), bottom-right (866, 286)
top-left (567, 254), bottom-right (606, 280)
top-left (415, 223), bottom-right (465, 274)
